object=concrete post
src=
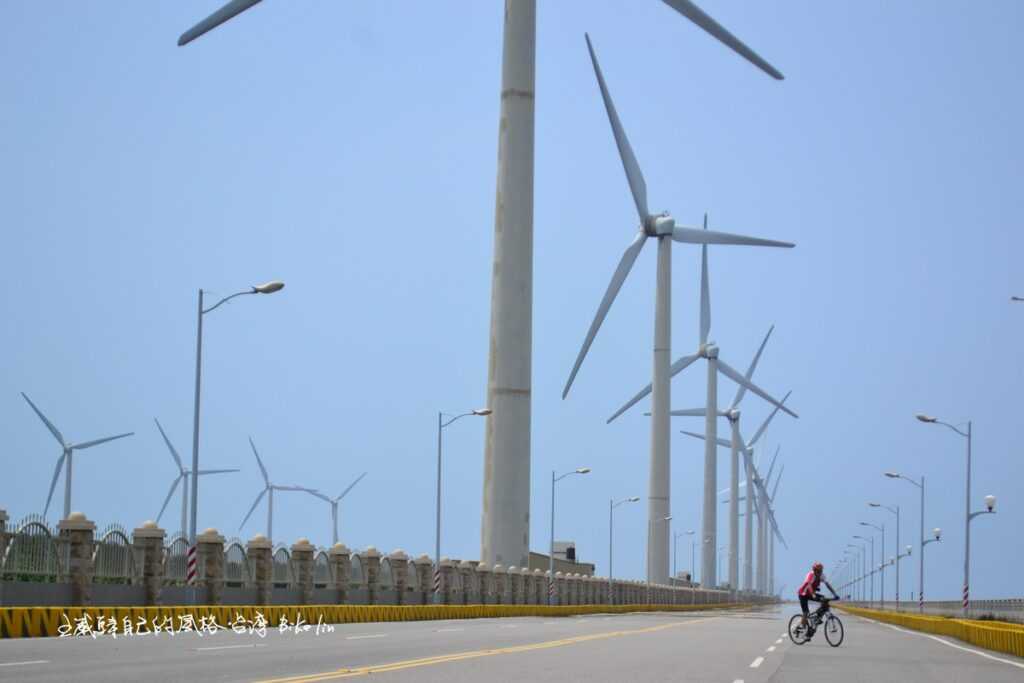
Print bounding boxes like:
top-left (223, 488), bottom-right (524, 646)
top-left (533, 569), bottom-right (544, 605)
top-left (439, 558), bottom-right (456, 605)
top-left (0, 509), bottom-right (8, 565)
top-left (248, 534), bottom-right (273, 605)
top-left (492, 564), bottom-right (507, 605)
top-left (58, 512), bottom-right (95, 606)
top-left (291, 538), bottom-right (315, 606)
top-left (196, 528), bottom-right (226, 605)
top-left (476, 563), bottom-right (493, 604)
top-left (413, 555), bottom-right (432, 605)
top-left (480, 0), bottom-right (537, 573)
top-left (507, 566), bottom-right (520, 605)
top-left (328, 544), bottom-right (351, 604)
top-left (458, 561), bottom-right (475, 604)
top-left (363, 547), bottom-right (381, 605)
top-left (389, 550), bottom-right (409, 605)
top-left (132, 520), bottom-right (165, 606)
top-left (555, 572), bottom-right (566, 606)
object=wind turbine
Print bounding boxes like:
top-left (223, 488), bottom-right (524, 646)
top-left (563, 35), bottom-right (789, 585)
top-left (153, 418), bottom-right (238, 538)
top-left (608, 233), bottom-right (797, 591)
top-left (304, 472), bottom-right (368, 546)
top-left (239, 437), bottom-right (316, 542)
top-left (177, 0), bottom-right (785, 572)
top-left (22, 393), bottom-right (133, 520)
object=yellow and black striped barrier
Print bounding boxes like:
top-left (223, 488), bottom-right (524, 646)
top-left (840, 605), bottom-right (1024, 659)
top-left (0, 602), bottom-right (759, 639)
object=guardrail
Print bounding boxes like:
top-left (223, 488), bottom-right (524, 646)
top-left (840, 605), bottom-right (1024, 659)
top-left (0, 601), bottom-right (762, 638)
top-left (844, 600), bottom-right (1024, 624)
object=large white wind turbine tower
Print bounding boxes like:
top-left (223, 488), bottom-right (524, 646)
top-left (239, 438), bottom-right (317, 542)
top-left (22, 393), bottom-right (134, 521)
top-left (154, 419), bottom-right (238, 538)
top-left (178, 0), bottom-right (784, 572)
top-left (305, 472), bottom-right (367, 546)
top-left (608, 225), bottom-right (796, 588)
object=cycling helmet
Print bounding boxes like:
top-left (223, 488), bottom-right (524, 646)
top-left (812, 562), bottom-right (824, 572)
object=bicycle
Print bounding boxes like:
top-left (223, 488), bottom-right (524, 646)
top-left (788, 597), bottom-right (844, 647)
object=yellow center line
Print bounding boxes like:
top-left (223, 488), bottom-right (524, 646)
top-left (255, 617), bottom-right (719, 683)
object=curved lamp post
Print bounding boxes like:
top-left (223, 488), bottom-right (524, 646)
top-left (885, 471), bottom-right (942, 612)
top-left (608, 496), bottom-right (640, 604)
top-left (868, 502), bottom-right (900, 607)
top-left (433, 407), bottom-right (491, 603)
top-left (916, 413), bottom-right (997, 617)
top-left (189, 280), bottom-right (283, 596)
top-left (853, 534), bottom-right (875, 606)
top-left (549, 467), bottom-right (591, 604)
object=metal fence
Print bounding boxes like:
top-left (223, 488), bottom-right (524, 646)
top-left (163, 534), bottom-right (189, 586)
top-left (92, 524), bottom-right (135, 584)
top-left (313, 550), bottom-right (330, 589)
top-left (224, 539), bottom-right (250, 588)
top-left (272, 546), bottom-right (291, 588)
top-left (1, 515), bottom-right (63, 582)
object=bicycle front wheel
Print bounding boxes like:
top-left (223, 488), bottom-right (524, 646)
top-left (788, 614), bottom-right (809, 645)
top-left (824, 614), bottom-right (844, 647)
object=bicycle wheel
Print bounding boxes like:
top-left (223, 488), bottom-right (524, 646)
top-left (788, 614), bottom-right (810, 645)
top-left (824, 614), bottom-right (844, 647)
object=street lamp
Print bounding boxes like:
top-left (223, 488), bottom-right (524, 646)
top-left (916, 413), bottom-right (998, 617)
top-left (885, 471), bottom-right (942, 612)
top-left (846, 544), bottom-right (862, 602)
top-left (646, 515), bottom-right (672, 601)
top-left (609, 496), bottom-right (640, 605)
top-left (686, 530), bottom-right (696, 585)
top-left (853, 534), bottom-right (875, 606)
top-left (549, 467), bottom-right (591, 605)
top-left (434, 407), bottom-right (491, 603)
top-left (859, 521), bottom-right (885, 607)
top-left (868, 501), bottom-right (901, 607)
top-left (188, 280), bottom-right (284, 596)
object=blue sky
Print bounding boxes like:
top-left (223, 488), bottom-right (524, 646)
top-left (2, 1), bottom-right (1021, 600)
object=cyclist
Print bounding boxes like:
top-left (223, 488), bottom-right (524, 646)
top-left (798, 562), bottom-right (839, 628)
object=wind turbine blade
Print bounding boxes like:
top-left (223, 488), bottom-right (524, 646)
top-left (178, 0), bottom-right (263, 46)
top-left (770, 465), bottom-right (784, 501)
top-left (659, 0), bottom-right (785, 80)
top-left (747, 390), bottom-right (792, 446)
top-left (669, 407), bottom-right (707, 417)
top-left (717, 361), bottom-right (798, 418)
top-left (156, 476), bottom-right (183, 523)
top-left (21, 393), bottom-right (65, 446)
top-left (606, 352), bottom-right (700, 423)
top-left (672, 227), bottom-right (793, 248)
top-left (679, 430), bottom-right (733, 450)
top-left (239, 488), bottom-right (267, 530)
top-left (764, 446), bottom-right (780, 487)
top-left (43, 452), bottom-right (67, 517)
top-left (563, 232), bottom-right (647, 398)
top-left (197, 468), bottom-right (240, 475)
top-left (306, 490), bottom-right (333, 503)
top-left (249, 437), bottom-right (270, 485)
top-left (73, 432), bottom-right (134, 450)
top-left (699, 242), bottom-right (710, 346)
top-left (154, 418), bottom-right (184, 471)
top-left (732, 325), bottom-right (774, 409)
top-left (584, 34), bottom-right (649, 221)
top-left (336, 472), bottom-right (368, 502)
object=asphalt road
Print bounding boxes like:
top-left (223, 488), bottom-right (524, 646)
top-left (1, 605), bottom-right (1022, 682)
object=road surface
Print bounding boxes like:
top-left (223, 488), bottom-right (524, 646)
top-left (0, 605), bottom-right (1022, 681)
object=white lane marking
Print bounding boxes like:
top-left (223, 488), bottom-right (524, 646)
top-left (346, 633), bottom-right (388, 640)
top-left (501, 625), bottom-right (519, 629)
top-left (750, 657), bottom-right (765, 668)
top-left (195, 644), bottom-right (267, 652)
top-left (876, 621), bottom-right (1024, 671)
top-left (435, 628), bottom-right (464, 633)
top-left (733, 680), bottom-right (745, 683)
top-left (780, 632), bottom-right (788, 637)
top-left (775, 638), bottom-right (783, 644)
top-left (766, 646), bottom-right (776, 652)
top-left (0, 660), bottom-right (49, 668)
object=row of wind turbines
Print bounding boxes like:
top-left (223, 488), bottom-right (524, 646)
top-left (560, 32), bottom-right (797, 590)
top-left (20, 393), bottom-right (365, 547)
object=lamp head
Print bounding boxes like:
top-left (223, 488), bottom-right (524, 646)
top-left (663, 515), bottom-right (673, 521)
top-left (686, 530), bottom-right (695, 536)
top-left (933, 528), bottom-right (942, 540)
top-left (253, 281), bottom-right (285, 294)
top-left (884, 472), bottom-right (900, 479)
top-left (472, 408), bottom-right (493, 416)
top-left (915, 413), bottom-right (937, 423)
top-left (906, 545), bottom-right (912, 554)
top-left (868, 502), bottom-right (881, 508)
top-left (985, 495), bottom-right (996, 512)
top-left (628, 496), bottom-right (640, 503)
top-left (576, 467), bottom-right (591, 474)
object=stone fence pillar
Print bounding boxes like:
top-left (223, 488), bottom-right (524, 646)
top-left (291, 538), bottom-right (315, 605)
top-left (413, 555), bottom-right (432, 605)
top-left (197, 528), bottom-right (225, 605)
top-left (247, 534), bottom-right (273, 605)
top-left (458, 561), bottom-right (475, 604)
top-left (507, 566), bottom-right (520, 605)
top-left (0, 509), bottom-right (8, 564)
top-left (530, 569), bottom-right (541, 605)
top-left (363, 547), bottom-right (381, 605)
top-left (328, 544), bottom-right (351, 604)
top-left (132, 521), bottom-right (165, 606)
top-left (59, 512), bottom-right (95, 606)
top-left (389, 550), bottom-right (409, 605)
top-left (492, 564), bottom-right (507, 605)
top-left (476, 563), bottom-right (493, 604)
top-left (439, 558), bottom-right (456, 604)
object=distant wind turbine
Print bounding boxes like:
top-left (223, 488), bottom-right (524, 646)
top-left (153, 418), bottom-right (238, 537)
top-left (239, 437), bottom-right (317, 542)
top-left (21, 393), bottom-right (133, 520)
top-left (304, 472), bottom-right (367, 546)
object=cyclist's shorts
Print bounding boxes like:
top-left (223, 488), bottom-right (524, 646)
top-left (799, 595), bottom-right (810, 615)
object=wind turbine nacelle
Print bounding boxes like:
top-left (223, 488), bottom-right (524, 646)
top-left (645, 214), bottom-right (675, 236)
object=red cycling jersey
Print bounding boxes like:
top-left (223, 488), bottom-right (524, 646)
top-left (798, 570), bottom-right (822, 597)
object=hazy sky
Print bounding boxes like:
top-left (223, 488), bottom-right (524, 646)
top-left (2, 1), bottom-right (1021, 601)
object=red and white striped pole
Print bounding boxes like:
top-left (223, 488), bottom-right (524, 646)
top-left (187, 544), bottom-right (198, 587)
